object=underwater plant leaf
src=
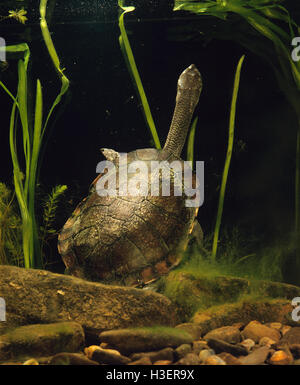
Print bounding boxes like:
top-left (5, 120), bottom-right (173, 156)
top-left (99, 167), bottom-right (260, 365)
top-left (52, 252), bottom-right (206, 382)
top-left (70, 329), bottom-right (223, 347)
top-left (40, 0), bottom-right (70, 138)
top-left (8, 8), bottom-right (28, 24)
top-left (118, 0), bottom-right (161, 149)
top-left (211, 55), bottom-right (245, 261)
top-left (186, 116), bottom-right (198, 165)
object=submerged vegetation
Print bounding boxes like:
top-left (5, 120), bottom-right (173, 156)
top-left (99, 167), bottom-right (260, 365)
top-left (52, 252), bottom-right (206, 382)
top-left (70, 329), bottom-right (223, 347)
top-left (0, 0), bottom-right (69, 268)
top-left (173, 0), bottom-right (300, 264)
top-left (0, 8), bottom-right (28, 24)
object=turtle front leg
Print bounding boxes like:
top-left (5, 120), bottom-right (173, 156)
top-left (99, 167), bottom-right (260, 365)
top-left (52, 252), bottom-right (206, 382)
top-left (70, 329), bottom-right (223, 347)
top-left (62, 253), bottom-right (86, 279)
top-left (189, 219), bottom-right (203, 247)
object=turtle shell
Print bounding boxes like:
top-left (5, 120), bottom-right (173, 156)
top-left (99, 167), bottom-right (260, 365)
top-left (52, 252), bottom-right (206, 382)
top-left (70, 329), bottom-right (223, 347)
top-left (58, 148), bottom-right (198, 286)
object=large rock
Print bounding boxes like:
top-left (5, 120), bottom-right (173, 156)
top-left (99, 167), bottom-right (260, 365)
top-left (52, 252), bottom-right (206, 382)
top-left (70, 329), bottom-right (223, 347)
top-left (160, 271), bottom-right (300, 322)
top-left (241, 320), bottom-right (281, 343)
top-left (0, 265), bottom-right (178, 336)
top-left (0, 322), bottom-right (84, 362)
top-left (191, 299), bottom-right (296, 335)
top-left (98, 326), bottom-right (193, 355)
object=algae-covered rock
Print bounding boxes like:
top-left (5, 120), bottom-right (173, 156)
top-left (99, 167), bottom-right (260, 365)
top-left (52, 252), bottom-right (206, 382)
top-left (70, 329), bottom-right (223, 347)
top-left (0, 265), bottom-right (178, 336)
top-left (98, 326), bottom-right (193, 355)
top-left (160, 272), bottom-right (250, 321)
top-left (0, 322), bottom-right (84, 362)
top-left (159, 270), bottom-right (300, 323)
top-left (191, 299), bottom-right (295, 335)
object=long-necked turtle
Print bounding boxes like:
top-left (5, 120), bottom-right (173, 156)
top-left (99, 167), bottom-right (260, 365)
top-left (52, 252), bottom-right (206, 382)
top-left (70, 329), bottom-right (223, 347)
top-left (58, 64), bottom-right (203, 286)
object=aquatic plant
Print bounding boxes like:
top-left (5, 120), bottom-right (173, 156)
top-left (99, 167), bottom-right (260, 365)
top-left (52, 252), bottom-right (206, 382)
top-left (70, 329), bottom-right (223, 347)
top-left (0, 0), bottom-right (69, 268)
top-left (186, 117), bottom-right (199, 166)
top-left (118, 0), bottom-right (161, 149)
top-left (40, 185), bottom-right (67, 265)
top-left (173, 0), bottom-right (300, 258)
top-left (0, 183), bottom-right (23, 266)
top-left (0, 8), bottom-right (27, 24)
top-left (211, 55), bottom-right (245, 261)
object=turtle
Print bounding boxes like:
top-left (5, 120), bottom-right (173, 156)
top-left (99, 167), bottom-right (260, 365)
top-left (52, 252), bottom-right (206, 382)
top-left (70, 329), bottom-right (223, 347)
top-left (58, 64), bottom-right (203, 287)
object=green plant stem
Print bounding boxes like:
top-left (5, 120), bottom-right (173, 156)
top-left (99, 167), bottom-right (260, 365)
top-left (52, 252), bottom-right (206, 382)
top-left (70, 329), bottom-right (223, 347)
top-left (296, 120), bottom-right (300, 249)
top-left (40, 0), bottom-right (69, 137)
top-left (187, 116), bottom-right (198, 165)
top-left (118, 0), bottom-right (161, 149)
top-left (211, 55), bottom-right (245, 262)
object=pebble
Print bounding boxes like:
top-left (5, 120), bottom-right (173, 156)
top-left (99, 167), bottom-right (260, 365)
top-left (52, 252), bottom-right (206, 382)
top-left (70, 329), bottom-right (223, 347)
top-left (218, 352), bottom-right (242, 365)
top-left (204, 355), bottom-right (226, 365)
top-left (206, 338), bottom-right (248, 356)
top-left (175, 353), bottom-right (201, 365)
top-left (128, 356), bottom-right (152, 365)
top-left (175, 344), bottom-right (192, 360)
top-left (204, 326), bottom-right (241, 344)
top-left (259, 337), bottom-right (276, 347)
top-left (49, 352), bottom-right (99, 365)
top-left (241, 321), bottom-right (281, 343)
top-left (239, 338), bottom-right (255, 351)
top-left (199, 349), bottom-right (215, 362)
top-left (290, 344), bottom-right (300, 358)
top-left (23, 358), bottom-right (39, 365)
top-left (90, 347), bottom-right (131, 365)
top-left (238, 346), bottom-right (270, 365)
top-left (267, 322), bottom-right (282, 331)
top-left (153, 360), bottom-right (172, 365)
top-left (278, 327), bottom-right (300, 346)
top-left (192, 340), bottom-right (208, 355)
top-left (130, 347), bottom-right (174, 363)
top-left (269, 350), bottom-right (293, 365)
top-left (281, 325), bottom-right (292, 336)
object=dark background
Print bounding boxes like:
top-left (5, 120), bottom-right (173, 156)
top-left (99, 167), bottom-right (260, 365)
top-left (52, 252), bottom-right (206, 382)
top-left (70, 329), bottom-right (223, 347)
top-left (0, 0), bottom-right (300, 281)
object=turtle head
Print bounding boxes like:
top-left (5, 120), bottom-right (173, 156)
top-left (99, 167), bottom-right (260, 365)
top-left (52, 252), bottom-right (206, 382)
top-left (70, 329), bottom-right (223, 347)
top-left (163, 64), bottom-right (202, 158)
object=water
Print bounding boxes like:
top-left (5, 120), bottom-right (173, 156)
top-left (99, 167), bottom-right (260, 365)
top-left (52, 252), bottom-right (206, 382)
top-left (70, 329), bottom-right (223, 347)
top-left (0, 0), bottom-right (300, 283)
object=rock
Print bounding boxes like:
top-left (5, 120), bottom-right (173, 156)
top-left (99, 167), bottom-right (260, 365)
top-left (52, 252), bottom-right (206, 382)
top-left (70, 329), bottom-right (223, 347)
top-left (174, 344), bottom-right (192, 360)
top-left (269, 350), bottom-right (293, 365)
top-left (175, 353), bottom-right (201, 365)
top-left (163, 272), bottom-right (249, 321)
top-left (153, 360), bottom-right (172, 365)
top-left (199, 349), bottom-right (215, 362)
top-left (241, 321), bottom-right (281, 343)
top-left (0, 265), bottom-right (178, 337)
top-left (162, 270), bottom-right (300, 323)
top-left (130, 347), bottom-right (174, 363)
top-left (266, 322), bottom-right (282, 331)
top-left (254, 280), bottom-right (300, 299)
top-left (281, 325), bottom-right (292, 335)
top-left (259, 337), bottom-right (276, 347)
top-left (23, 359), bottom-right (39, 365)
top-left (192, 340), bottom-right (209, 355)
top-left (128, 356), bottom-right (152, 365)
top-left (90, 348), bottom-right (131, 365)
top-left (290, 344), bottom-right (300, 358)
top-left (239, 346), bottom-right (270, 365)
top-left (0, 322), bottom-right (84, 362)
top-left (49, 352), bottom-right (99, 365)
top-left (175, 323), bottom-right (203, 340)
top-left (99, 327), bottom-right (193, 355)
top-left (206, 338), bottom-right (248, 356)
top-left (204, 326), bottom-right (241, 344)
top-left (277, 327), bottom-right (300, 347)
top-left (238, 338), bottom-right (255, 352)
top-left (218, 352), bottom-right (242, 365)
top-left (204, 355), bottom-right (226, 365)
top-left (192, 299), bottom-right (294, 334)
